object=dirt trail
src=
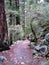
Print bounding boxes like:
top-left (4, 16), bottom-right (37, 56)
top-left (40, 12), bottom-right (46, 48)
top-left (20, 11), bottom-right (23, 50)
top-left (0, 40), bottom-right (46, 65)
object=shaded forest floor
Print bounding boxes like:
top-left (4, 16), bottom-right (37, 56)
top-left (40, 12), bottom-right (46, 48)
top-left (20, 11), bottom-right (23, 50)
top-left (0, 40), bottom-right (47, 65)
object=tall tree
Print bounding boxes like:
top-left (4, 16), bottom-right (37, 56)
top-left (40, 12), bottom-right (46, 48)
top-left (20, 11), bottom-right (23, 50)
top-left (19, 0), bottom-right (25, 31)
top-left (9, 0), bottom-right (12, 6)
top-left (15, 0), bottom-right (19, 9)
top-left (9, 0), bottom-right (13, 25)
top-left (0, 0), bottom-right (9, 51)
top-left (15, 0), bottom-right (20, 25)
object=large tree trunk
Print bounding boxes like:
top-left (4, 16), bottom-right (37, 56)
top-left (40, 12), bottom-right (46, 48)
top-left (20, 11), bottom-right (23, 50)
top-left (0, 0), bottom-right (10, 51)
top-left (15, 0), bottom-right (20, 25)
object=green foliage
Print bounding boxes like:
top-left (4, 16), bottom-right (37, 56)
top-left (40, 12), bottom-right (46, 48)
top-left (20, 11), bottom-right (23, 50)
top-left (29, 0), bottom-right (33, 5)
top-left (5, 9), bottom-right (19, 15)
top-left (4, 0), bottom-right (49, 41)
top-left (46, 0), bottom-right (49, 2)
top-left (47, 59), bottom-right (49, 62)
top-left (25, 26), bottom-right (31, 35)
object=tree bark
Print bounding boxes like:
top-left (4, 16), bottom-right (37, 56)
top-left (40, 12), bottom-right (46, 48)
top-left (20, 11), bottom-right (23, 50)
top-left (9, 0), bottom-right (12, 6)
top-left (9, 13), bottom-right (12, 25)
top-left (15, 0), bottom-right (19, 9)
top-left (0, 0), bottom-right (9, 51)
top-left (15, 0), bottom-right (20, 25)
top-left (30, 17), bottom-right (38, 42)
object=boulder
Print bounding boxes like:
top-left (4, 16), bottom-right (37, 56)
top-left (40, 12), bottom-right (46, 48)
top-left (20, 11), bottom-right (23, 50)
top-left (29, 42), bottom-right (35, 49)
top-left (45, 33), bottom-right (49, 42)
top-left (35, 45), bottom-right (40, 51)
top-left (35, 45), bottom-right (48, 56)
top-left (39, 45), bottom-right (48, 56)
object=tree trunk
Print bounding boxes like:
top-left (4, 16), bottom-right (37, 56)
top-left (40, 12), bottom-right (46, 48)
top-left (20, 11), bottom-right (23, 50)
top-left (30, 17), bottom-right (38, 42)
top-left (9, 0), bottom-right (12, 25)
top-left (15, 0), bottom-right (20, 25)
top-left (19, 0), bottom-right (25, 31)
top-left (15, 0), bottom-right (19, 9)
top-left (9, 0), bottom-right (12, 6)
top-left (9, 13), bottom-right (12, 25)
top-left (16, 16), bottom-right (20, 25)
top-left (0, 0), bottom-right (9, 51)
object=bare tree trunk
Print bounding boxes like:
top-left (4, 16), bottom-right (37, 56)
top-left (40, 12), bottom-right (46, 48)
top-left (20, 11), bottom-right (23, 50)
top-left (9, 14), bottom-right (12, 25)
top-left (9, 0), bottom-right (12, 25)
top-left (30, 17), bottom-right (38, 42)
top-left (16, 16), bottom-right (20, 25)
top-left (15, 0), bottom-right (19, 9)
top-left (0, 0), bottom-right (9, 51)
top-left (9, 0), bottom-right (12, 6)
top-left (15, 0), bottom-right (20, 25)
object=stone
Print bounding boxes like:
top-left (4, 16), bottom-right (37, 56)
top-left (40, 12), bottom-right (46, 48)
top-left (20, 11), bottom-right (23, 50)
top-left (0, 63), bottom-right (2, 65)
top-left (40, 39), bottom-right (46, 45)
top-left (0, 56), bottom-right (7, 62)
top-left (32, 50), bottom-right (37, 55)
top-left (34, 45), bottom-right (48, 56)
top-left (45, 52), bottom-right (49, 58)
top-left (29, 42), bottom-right (35, 49)
top-left (39, 45), bottom-right (48, 56)
top-left (45, 33), bottom-right (49, 42)
top-left (40, 62), bottom-right (49, 65)
top-left (35, 45), bottom-right (40, 51)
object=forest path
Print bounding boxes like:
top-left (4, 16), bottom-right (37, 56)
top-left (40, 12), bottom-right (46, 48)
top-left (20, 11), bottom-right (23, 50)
top-left (0, 40), bottom-right (46, 65)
